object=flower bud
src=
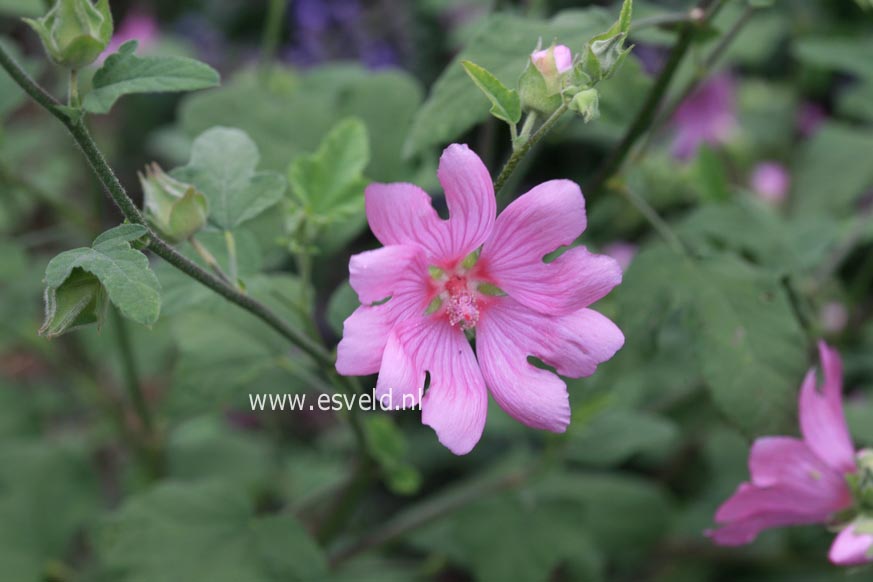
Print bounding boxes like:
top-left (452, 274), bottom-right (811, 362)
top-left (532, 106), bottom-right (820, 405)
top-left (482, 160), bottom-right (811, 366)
top-left (23, 0), bottom-right (114, 70)
top-left (569, 87), bottom-right (600, 123)
top-left (519, 44), bottom-right (574, 115)
top-left (139, 163), bottom-right (208, 243)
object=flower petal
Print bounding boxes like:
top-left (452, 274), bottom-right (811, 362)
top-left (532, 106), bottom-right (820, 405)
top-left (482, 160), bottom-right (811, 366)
top-left (336, 252), bottom-right (432, 376)
top-left (479, 180), bottom-right (621, 315)
top-left (799, 343), bottom-right (856, 474)
top-left (748, 437), bottom-right (851, 509)
top-left (365, 144), bottom-right (494, 264)
top-left (829, 526), bottom-right (873, 566)
top-left (348, 245), bottom-right (429, 305)
top-left (476, 296), bottom-right (623, 432)
top-left (376, 316), bottom-right (488, 454)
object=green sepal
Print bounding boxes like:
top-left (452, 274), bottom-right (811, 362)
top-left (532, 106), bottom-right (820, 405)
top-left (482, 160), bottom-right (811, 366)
top-left (22, 0), bottom-right (113, 69)
top-left (39, 268), bottom-right (107, 338)
top-left (582, 0), bottom-right (634, 84)
top-left (518, 60), bottom-right (563, 115)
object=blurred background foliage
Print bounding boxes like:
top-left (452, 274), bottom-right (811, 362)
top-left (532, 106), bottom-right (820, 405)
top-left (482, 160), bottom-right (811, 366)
top-left (1, 0), bottom-right (873, 580)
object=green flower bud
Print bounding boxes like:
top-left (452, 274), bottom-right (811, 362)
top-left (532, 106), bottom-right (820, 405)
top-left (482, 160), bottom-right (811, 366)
top-left (23, 0), bottom-right (113, 70)
top-left (39, 268), bottom-right (107, 338)
top-left (569, 88), bottom-right (600, 123)
top-left (139, 163), bottom-right (209, 243)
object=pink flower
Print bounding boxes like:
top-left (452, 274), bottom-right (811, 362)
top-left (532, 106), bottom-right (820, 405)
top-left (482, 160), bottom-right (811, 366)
top-left (820, 302), bottom-right (849, 335)
top-left (671, 73), bottom-right (737, 161)
top-left (709, 342), bottom-right (873, 567)
top-left (336, 144), bottom-right (624, 454)
top-left (750, 162), bottom-right (790, 205)
top-left (531, 44), bottom-right (573, 75)
top-left (98, 11), bottom-right (159, 63)
top-left (603, 242), bottom-right (637, 273)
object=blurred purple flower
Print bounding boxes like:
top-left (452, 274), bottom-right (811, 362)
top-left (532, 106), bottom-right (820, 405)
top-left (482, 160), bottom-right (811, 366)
top-left (603, 242), bottom-right (637, 272)
top-left (633, 44), bottom-right (667, 75)
top-left (671, 74), bottom-right (737, 161)
top-left (750, 162), bottom-right (790, 205)
top-left (99, 10), bottom-right (158, 62)
top-left (798, 101), bottom-right (826, 138)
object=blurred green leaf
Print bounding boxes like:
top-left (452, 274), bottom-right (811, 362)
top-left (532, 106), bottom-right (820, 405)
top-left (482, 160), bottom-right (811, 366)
top-left (42, 224), bottom-right (160, 332)
top-left (362, 415), bottom-right (422, 495)
top-left (0, 0), bottom-right (42, 16)
top-left (793, 35), bottom-right (873, 80)
top-left (792, 123), bottom-right (873, 217)
top-left (178, 66), bottom-right (424, 182)
top-left (97, 480), bottom-right (326, 581)
top-left (173, 127), bottom-right (286, 230)
top-left (406, 8), bottom-right (612, 155)
top-left (84, 41), bottom-right (220, 114)
top-left (567, 409), bottom-right (678, 467)
top-left (326, 280), bottom-right (358, 337)
top-left (0, 442), bottom-right (100, 580)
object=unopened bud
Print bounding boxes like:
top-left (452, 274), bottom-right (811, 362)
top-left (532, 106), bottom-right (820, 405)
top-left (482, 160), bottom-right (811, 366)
top-left (23, 0), bottom-right (113, 69)
top-left (519, 44), bottom-right (574, 115)
top-left (139, 163), bottom-right (208, 243)
top-left (569, 88), bottom-right (600, 122)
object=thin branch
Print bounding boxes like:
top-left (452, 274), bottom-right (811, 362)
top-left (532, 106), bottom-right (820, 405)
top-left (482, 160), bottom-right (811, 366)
top-left (585, 0), bottom-right (725, 194)
top-left (494, 103), bottom-right (568, 201)
top-left (0, 40), bottom-right (333, 369)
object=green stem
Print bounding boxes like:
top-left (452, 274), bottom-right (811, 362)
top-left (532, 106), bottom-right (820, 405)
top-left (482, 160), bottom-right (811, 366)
top-left (68, 69), bottom-right (79, 108)
top-left (329, 467), bottom-right (529, 566)
top-left (516, 111), bottom-right (538, 146)
top-left (0, 40), bottom-right (334, 370)
top-left (189, 235), bottom-right (232, 285)
top-left (111, 307), bottom-right (153, 434)
top-left (654, 4), bottom-right (758, 134)
top-left (585, 0), bottom-right (724, 194)
top-left (494, 104), bottom-right (567, 200)
top-left (618, 185), bottom-right (688, 255)
top-left (317, 460), bottom-right (375, 545)
top-left (224, 229), bottom-right (239, 288)
top-left (260, 0), bottom-right (287, 74)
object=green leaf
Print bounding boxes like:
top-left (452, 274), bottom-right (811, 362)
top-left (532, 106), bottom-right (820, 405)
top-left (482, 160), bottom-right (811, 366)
top-left (97, 481), bottom-right (327, 582)
top-left (288, 118), bottom-right (369, 225)
top-left (362, 415), bottom-right (422, 495)
top-left (42, 224), bottom-right (160, 333)
top-left (84, 41), bottom-right (220, 114)
top-left (178, 65), bottom-right (424, 182)
top-left (461, 60), bottom-right (521, 125)
top-left (792, 122), bottom-right (873, 217)
top-left (0, 442), bottom-right (101, 581)
top-left (793, 35), bottom-right (873, 80)
top-left (405, 8), bottom-right (612, 155)
top-left (173, 127), bottom-right (286, 230)
top-left (567, 409), bottom-right (678, 467)
top-left (326, 280), bottom-right (358, 336)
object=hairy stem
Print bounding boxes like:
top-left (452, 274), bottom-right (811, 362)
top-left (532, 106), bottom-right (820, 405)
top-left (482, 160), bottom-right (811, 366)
top-left (0, 40), bottom-right (333, 369)
top-left (494, 104), bottom-right (567, 200)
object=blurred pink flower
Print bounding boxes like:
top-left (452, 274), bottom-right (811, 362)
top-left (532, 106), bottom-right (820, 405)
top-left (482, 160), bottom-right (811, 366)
top-left (336, 144), bottom-right (624, 454)
top-left (531, 44), bottom-right (573, 75)
top-left (750, 162), bottom-right (790, 204)
top-left (709, 343), bottom-right (873, 566)
top-left (671, 74), bottom-right (737, 161)
top-left (798, 102), bottom-right (826, 138)
top-left (99, 11), bottom-right (159, 62)
top-left (603, 242), bottom-right (637, 272)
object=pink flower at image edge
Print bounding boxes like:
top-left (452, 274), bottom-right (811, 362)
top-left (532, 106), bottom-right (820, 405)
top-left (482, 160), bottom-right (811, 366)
top-left (708, 342), bottom-right (873, 566)
top-left (336, 144), bottom-right (624, 454)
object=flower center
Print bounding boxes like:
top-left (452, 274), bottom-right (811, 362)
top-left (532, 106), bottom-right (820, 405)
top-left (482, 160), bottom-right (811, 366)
top-left (444, 275), bottom-right (479, 330)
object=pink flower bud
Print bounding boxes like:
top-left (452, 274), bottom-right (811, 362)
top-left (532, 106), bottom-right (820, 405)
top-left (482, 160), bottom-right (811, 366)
top-left (531, 44), bottom-right (573, 76)
top-left (750, 162), bottom-right (790, 204)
